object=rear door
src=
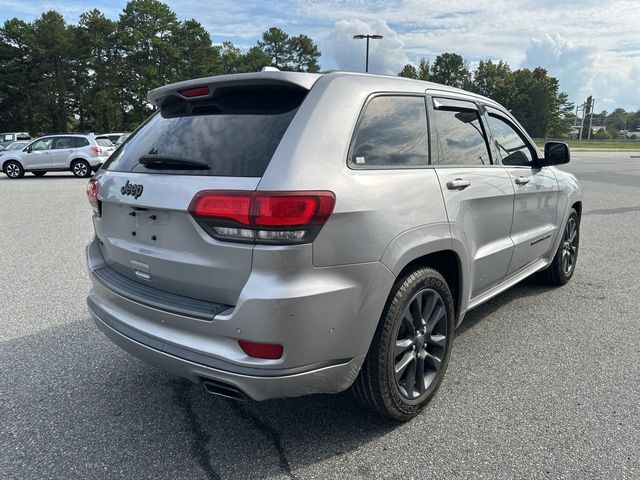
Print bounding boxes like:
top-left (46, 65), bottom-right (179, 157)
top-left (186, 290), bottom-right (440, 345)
top-left (94, 84), bottom-right (307, 306)
top-left (484, 108), bottom-right (559, 275)
top-left (50, 136), bottom-right (76, 168)
top-left (429, 96), bottom-right (515, 298)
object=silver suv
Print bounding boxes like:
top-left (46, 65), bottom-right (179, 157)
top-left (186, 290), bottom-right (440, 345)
top-left (85, 71), bottom-right (582, 420)
top-left (2, 133), bottom-right (114, 178)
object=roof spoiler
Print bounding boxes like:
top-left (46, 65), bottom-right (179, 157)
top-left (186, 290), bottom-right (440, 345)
top-left (147, 71), bottom-right (321, 108)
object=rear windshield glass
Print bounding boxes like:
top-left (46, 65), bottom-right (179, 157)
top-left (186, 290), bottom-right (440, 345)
top-left (102, 85), bottom-right (307, 177)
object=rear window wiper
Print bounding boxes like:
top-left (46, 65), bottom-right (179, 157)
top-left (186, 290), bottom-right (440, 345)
top-left (138, 154), bottom-right (210, 170)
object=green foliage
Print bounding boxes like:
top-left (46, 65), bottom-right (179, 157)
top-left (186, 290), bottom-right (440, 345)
top-left (398, 55), bottom-right (577, 138)
top-left (288, 34), bottom-right (320, 72)
top-left (258, 28), bottom-right (321, 72)
top-left (471, 60), bottom-right (512, 105)
top-left (398, 64), bottom-right (417, 79)
top-left (417, 59), bottom-right (430, 81)
top-left (0, 1), bottom-right (321, 134)
top-left (430, 53), bottom-right (470, 89)
top-left (259, 27), bottom-right (290, 68)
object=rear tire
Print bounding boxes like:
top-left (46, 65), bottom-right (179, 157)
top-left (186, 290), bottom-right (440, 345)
top-left (537, 208), bottom-right (580, 285)
top-left (71, 160), bottom-right (91, 178)
top-left (3, 160), bottom-right (24, 179)
top-left (32, 171), bottom-right (47, 177)
top-left (351, 267), bottom-right (455, 421)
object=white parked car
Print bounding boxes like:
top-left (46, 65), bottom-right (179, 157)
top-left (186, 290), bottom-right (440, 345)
top-left (1, 134), bottom-right (114, 178)
top-left (96, 133), bottom-right (124, 145)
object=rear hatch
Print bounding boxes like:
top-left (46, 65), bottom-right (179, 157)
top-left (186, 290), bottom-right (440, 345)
top-left (92, 78), bottom-right (312, 306)
top-left (95, 138), bottom-right (116, 155)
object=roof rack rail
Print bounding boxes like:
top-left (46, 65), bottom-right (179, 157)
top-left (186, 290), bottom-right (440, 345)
top-left (41, 132), bottom-right (95, 136)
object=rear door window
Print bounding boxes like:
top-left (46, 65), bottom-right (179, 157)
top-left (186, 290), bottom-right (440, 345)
top-left (350, 95), bottom-right (429, 168)
top-left (102, 85), bottom-right (307, 177)
top-left (52, 137), bottom-right (76, 149)
top-left (432, 98), bottom-right (491, 166)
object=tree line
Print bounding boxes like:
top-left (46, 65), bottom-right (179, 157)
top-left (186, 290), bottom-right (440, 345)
top-left (2, 0), bottom-right (635, 139)
top-left (582, 108), bottom-right (640, 139)
top-left (399, 54), bottom-right (573, 138)
top-left (398, 54), bottom-right (640, 139)
top-left (0, 0), bottom-right (320, 135)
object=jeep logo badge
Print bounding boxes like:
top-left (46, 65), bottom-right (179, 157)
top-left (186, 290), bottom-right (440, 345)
top-left (121, 180), bottom-right (144, 199)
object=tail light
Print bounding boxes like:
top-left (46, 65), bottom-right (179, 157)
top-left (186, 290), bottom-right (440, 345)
top-left (87, 178), bottom-right (100, 216)
top-left (90, 146), bottom-right (103, 155)
top-left (188, 190), bottom-right (335, 244)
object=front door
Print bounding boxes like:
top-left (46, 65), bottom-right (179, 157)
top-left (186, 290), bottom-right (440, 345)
top-left (430, 96), bottom-right (516, 298)
top-left (484, 109), bottom-right (559, 275)
top-left (22, 137), bottom-right (53, 170)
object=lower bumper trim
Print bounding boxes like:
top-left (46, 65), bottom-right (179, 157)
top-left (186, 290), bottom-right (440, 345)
top-left (88, 297), bottom-right (365, 401)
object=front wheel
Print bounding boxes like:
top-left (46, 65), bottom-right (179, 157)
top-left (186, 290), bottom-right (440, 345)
top-left (71, 160), bottom-right (91, 178)
top-left (3, 160), bottom-right (24, 179)
top-left (537, 208), bottom-right (580, 285)
top-left (351, 267), bottom-right (455, 421)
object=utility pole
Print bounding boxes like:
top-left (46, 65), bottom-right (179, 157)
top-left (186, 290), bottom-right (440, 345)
top-left (353, 34), bottom-right (383, 72)
top-left (587, 96), bottom-right (595, 142)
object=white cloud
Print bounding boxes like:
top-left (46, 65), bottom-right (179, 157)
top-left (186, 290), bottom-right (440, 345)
top-left (2, 0), bottom-right (638, 109)
top-left (523, 34), bottom-right (640, 111)
top-left (523, 34), bottom-right (595, 101)
top-left (323, 19), bottom-right (409, 74)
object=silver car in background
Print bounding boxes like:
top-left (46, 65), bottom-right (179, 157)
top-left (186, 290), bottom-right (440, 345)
top-left (85, 71), bottom-right (582, 420)
top-left (2, 133), bottom-right (114, 178)
top-left (0, 140), bottom-right (30, 152)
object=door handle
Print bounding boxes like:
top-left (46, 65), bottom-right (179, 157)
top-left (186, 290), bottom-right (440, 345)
top-left (446, 178), bottom-right (471, 190)
top-left (515, 176), bottom-right (530, 185)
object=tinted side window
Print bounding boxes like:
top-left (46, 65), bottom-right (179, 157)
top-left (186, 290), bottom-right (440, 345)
top-left (52, 137), bottom-right (75, 149)
top-left (351, 95), bottom-right (428, 167)
top-left (487, 114), bottom-right (533, 165)
top-left (72, 137), bottom-right (89, 147)
top-left (433, 108), bottom-right (491, 166)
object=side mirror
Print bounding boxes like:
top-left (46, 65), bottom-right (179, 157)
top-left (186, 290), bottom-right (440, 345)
top-left (543, 141), bottom-right (570, 166)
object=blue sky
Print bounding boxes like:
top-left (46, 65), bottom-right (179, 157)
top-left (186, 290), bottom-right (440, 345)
top-left (1, 0), bottom-right (639, 111)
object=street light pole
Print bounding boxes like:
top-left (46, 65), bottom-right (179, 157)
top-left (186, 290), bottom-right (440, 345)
top-left (353, 34), bottom-right (383, 73)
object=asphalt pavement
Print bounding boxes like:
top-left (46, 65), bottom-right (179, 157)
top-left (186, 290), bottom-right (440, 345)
top-left (1, 152), bottom-right (639, 479)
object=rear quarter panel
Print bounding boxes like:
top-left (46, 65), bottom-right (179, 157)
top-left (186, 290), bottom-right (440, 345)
top-left (257, 74), bottom-right (449, 267)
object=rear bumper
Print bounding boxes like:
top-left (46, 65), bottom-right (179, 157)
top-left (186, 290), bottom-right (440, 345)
top-left (89, 297), bottom-right (364, 400)
top-left (86, 238), bottom-right (395, 399)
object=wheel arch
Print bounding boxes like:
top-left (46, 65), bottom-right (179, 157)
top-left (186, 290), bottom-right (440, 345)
top-left (2, 157), bottom-right (23, 171)
top-left (69, 157), bottom-right (89, 167)
top-left (572, 200), bottom-right (582, 219)
top-left (380, 223), bottom-right (470, 326)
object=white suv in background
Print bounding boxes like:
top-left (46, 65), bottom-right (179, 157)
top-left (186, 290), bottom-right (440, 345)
top-left (1, 134), bottom-right (114, 178)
